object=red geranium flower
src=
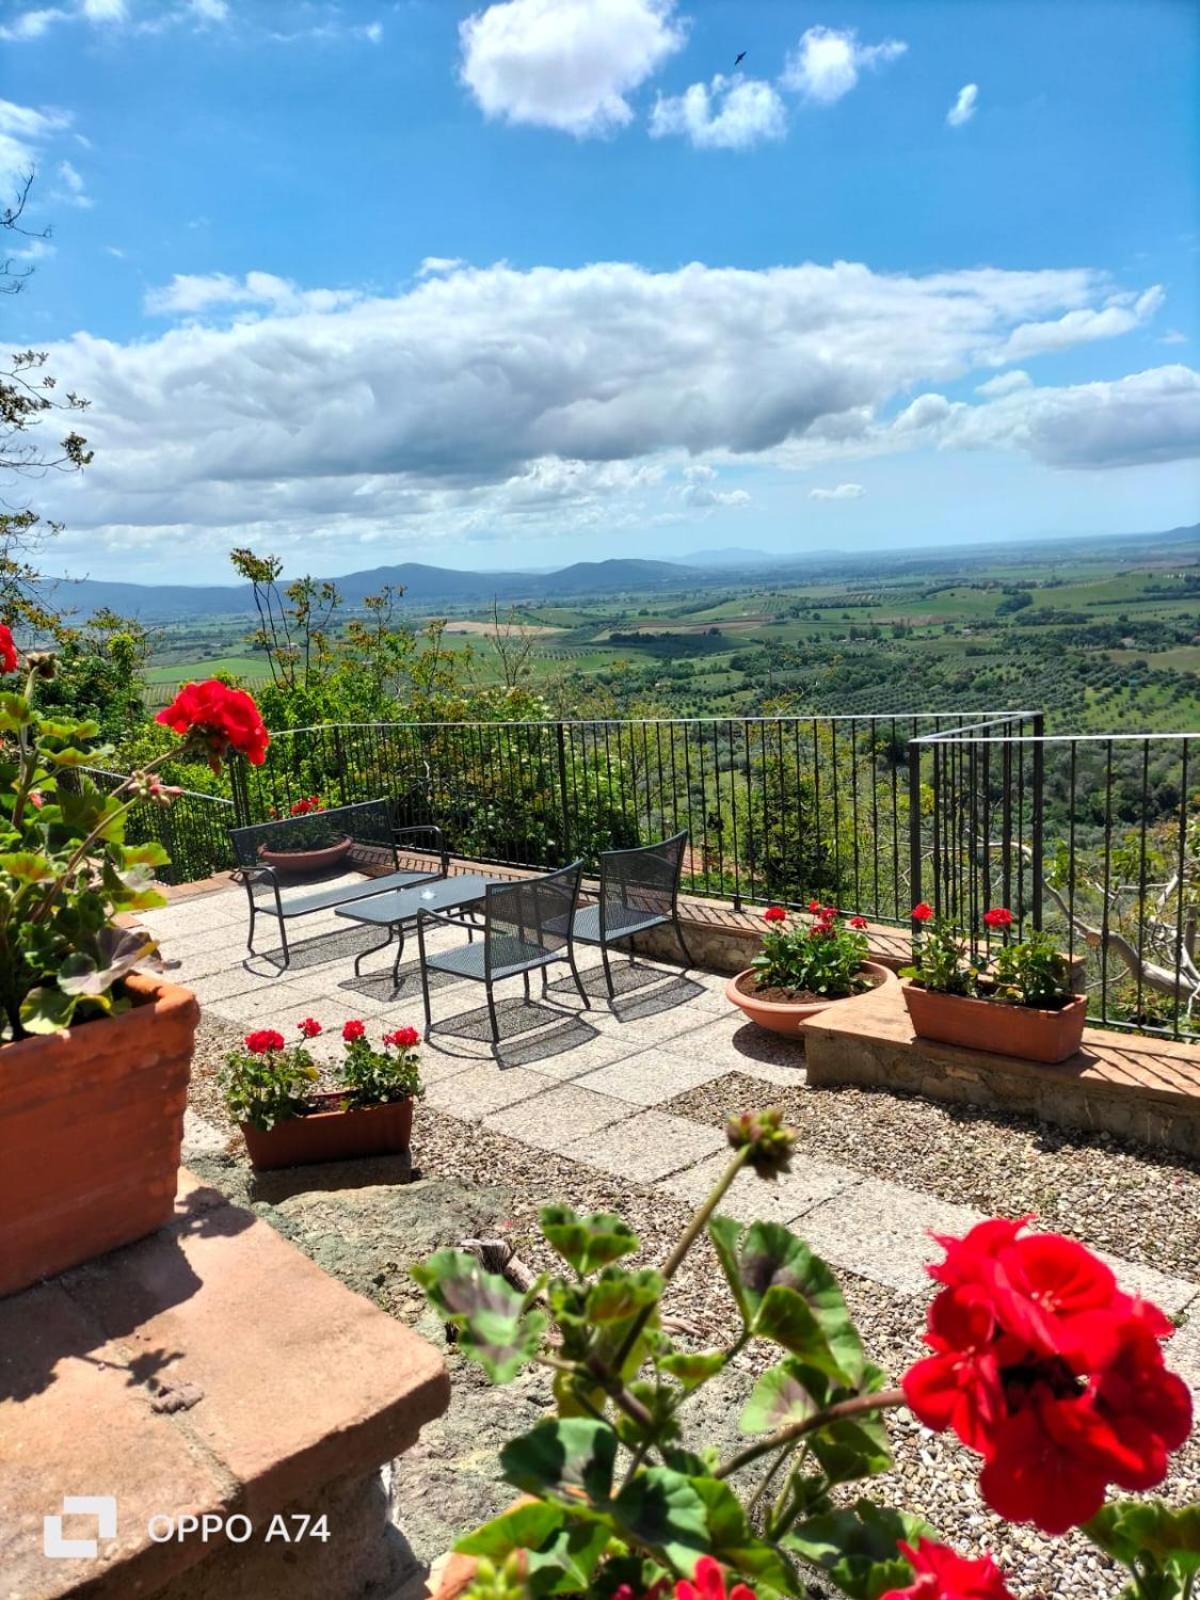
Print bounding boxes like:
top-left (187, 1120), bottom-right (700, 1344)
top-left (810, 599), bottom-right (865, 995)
top-left (296, 1017), bottom-right (322, 1038)
top-left (911, 902), bottom-right (934, 922)
top-left (902, 1218), bottom-right (1192, 1534)
top-left (763, 905), bottom-right (788, 923)
top-left (675, 1556), bottom-right (756, 1600)
top-left (156, 679), bottom-right (269, 768)
top-left (342, 1019), bottom-right (367, 1042)
top-left (0, 624), bottom-right (18, 675)
top-left (806, 899), bottom-right (822, 913)
top-left (244, 1028), bottom-right (285, 1054)
top-left (849, 915), bottom-right (869, 929)
top-left (384, 1025), bottom-right (420, 1049)
top-left (881, 1539), bottom-right (1016, 1599)
top-left (982, 907), bottom-right (1014, 930)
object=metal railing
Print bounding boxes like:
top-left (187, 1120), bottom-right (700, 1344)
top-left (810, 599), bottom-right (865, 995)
top-left (82, 768), bottom-right (236, 886)
top-left (912, 727), bottom-right (1199, 1039)
top-left (232, 714), bottom-right (1035, 925)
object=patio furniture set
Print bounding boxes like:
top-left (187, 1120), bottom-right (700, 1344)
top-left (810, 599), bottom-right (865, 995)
top-left (229, 799), bottom-right (694, 1043)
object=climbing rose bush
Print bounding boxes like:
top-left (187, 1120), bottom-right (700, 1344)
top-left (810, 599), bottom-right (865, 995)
top-left (417, 1113), bottom-right (1195, 1600)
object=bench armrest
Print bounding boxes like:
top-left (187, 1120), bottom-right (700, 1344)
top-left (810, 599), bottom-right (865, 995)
top-left (232, 862), bottom-right (279, 890)
top-left (394, 824), bottom-right (449, 875)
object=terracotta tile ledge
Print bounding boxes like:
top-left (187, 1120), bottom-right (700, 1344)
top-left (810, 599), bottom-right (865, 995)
top-left (0, 1171), bottom-right (450, 1600)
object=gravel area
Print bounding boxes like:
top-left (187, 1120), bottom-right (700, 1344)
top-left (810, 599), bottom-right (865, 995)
top-left (184, 1024), bottom-right (1198, 1600)
top-left (663, 1071), bottom-right (1200, 1280)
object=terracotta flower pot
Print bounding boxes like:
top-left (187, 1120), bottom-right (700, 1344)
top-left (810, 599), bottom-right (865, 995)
top-left (726, 961), bottom-right (895, 1037)
top-left (240, 1091), bottom-right (415, 1170)
top-left (258, 835), bottom-right (353, 877)
top-left (901, 981), bottom-right (1089, 1064)
top-left (0, 972), bottom-right (198, 1299)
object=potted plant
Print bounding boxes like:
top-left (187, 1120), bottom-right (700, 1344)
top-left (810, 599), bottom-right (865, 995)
top-left (726, 902), bottom-right (893, 1036)
top-left (412, 1111), bottom-right (1195, 1600)
top-left (899, 902), bottom-right (1088, 1063)
top-left (222, 1017), bottom-right (424, 1170)
top-left (258, 795), bottom-right (354, 877)
top-left (0, 646), bottom-right (270, 1297)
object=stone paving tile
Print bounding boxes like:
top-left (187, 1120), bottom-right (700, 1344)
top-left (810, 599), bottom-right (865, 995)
top-left (572, 1048), bottom-right (730, 1107)
top-left (1168, 1311), bottom-right (1200, 1394)
top-left (484, 1083), bottom-right (635, 1151)
top-left (656, 1014), bottom-right (807, 1077)
top-left (425, 1063), bottom-right (556, 1120)
top-left (185, 963), bottom-right (292, 1005)
top-left (563, 1109), bottom-right (726, 1184)
top-left (584, 1003), bottom-right (716, 1049)
top-left (658, 1149), bottom-right (863, 1226)
top-left (795, 1177), bottom-right (981, 1296)
top-left (505, 1027), bottom-right (649, 1081)
top-left (204, 981), bottom-right (324, 1026)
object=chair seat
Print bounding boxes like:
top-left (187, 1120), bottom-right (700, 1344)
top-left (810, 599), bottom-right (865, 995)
top-left (425, 933), bottom-right (562, 981)
top-left (571, 903), bottom-right (668, 946)
top-left (269, 869), bottom-right (440, 918)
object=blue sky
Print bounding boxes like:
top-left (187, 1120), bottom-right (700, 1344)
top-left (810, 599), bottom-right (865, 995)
top-left (3, 0), bottom-right (1198, 582)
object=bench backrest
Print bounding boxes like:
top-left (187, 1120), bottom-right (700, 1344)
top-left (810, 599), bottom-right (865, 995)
top-left (229, 798), bottom-right (397, 874)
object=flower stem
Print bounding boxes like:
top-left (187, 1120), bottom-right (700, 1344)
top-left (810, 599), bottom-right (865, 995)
top-left (714, 1387), bottom-right (905, 1480)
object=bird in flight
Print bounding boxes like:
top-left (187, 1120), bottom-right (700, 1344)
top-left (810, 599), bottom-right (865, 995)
top-left (734, 50), bottom-right (746, 66)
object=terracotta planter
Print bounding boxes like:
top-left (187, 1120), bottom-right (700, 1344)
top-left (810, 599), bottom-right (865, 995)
top-left (258, 835), bottom-right (353, 877)
top-left (726, 961), bottom-right (895, 1037)
top-left (901, 981), bottom-right (1089, 1064)
top-left (240, 1091), bottom-right (414, 1170)
top-left (0, 973), bottom-right (198, 1299)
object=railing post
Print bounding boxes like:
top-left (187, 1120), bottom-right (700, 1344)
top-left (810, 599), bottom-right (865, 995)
top-left (1030, 712), bottom-right (1045, 929)
top-left (555, 722), bottom-right (571, 861)
top-left (228, 754), bottom-right (253, 828)
top-left (907, 735), bottom-right (922, 922)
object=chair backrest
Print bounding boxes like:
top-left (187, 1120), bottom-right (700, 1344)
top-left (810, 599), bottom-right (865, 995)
top-left (483, 861), bottom-right (583, 976)
top-left (229, 798), bottom-right (397, 880)
top-left (598, 831), bottom-right (687, 935)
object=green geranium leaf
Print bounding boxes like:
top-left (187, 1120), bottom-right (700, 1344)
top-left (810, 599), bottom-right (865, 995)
top-left (57, 927), bottom-right (158, 998)
top-left (740, 1357), bottom-right (824, 1436)
top-left (658, 1350), bottom-right (727, 1390)
top-left (1085, 1500), bottom-right (1200, 1578)
top-left (707, 1214), bottom-right (751, 1325)
top-left (119, 841), bottom-right (172, 870)
top-left (411, 1249), bottom-right (547, 1383)
top-left (0, 692), bottom-right (33, 733)
top-left (35, 716), bottom-right (101, 742)
top-left (43, 745), bottom-right (105, 768)
top-left (610, 1467), bottom-right (709, 1570)
top-left (540, 1205), bottom-right (639, 1275)
top-left (455, 1501), bottom-right (566, 1559)
top-left (740, 1358), bottom-right (891, 1483)
top-left (0, 851), bottom-right (55, 884)
top-left (784, 1501), bottom-right (934, 1600)
top-left (585, 1268), bottom-right (663, 1326)
top-left (19, 985), bottom-right (80, 1033)
top-left (500, 1418), bottom-right (617, 1508)
top-left (687, 1476), bottom-right (801, 1593)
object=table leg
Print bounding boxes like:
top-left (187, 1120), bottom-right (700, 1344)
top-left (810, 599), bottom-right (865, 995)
top-left (390, 922), bottom-right (408, 989)
top-left (353, 924), bottom-right (394, 978)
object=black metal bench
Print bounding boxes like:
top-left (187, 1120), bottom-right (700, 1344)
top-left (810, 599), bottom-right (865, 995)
top-left (229, 799), bottom-right (447, 969)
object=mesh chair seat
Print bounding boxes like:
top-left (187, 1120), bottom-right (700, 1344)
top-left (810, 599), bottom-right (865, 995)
top-left (571, 902), bottom-right (667, 946)
top-left (425, 933), bottom-right (554, 981)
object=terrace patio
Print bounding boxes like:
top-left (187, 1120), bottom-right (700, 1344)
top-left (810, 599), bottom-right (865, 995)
top-left (128, 872), bottom-right (1200, 1600)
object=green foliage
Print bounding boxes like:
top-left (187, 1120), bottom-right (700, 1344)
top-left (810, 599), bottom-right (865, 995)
top-left (902, 917), bottom-right (1073, 1011)
top-left (990, 929), bottom-right (1072, 1010)
top-left (219, 1038), bottom-right (319, 1131)
top-left (340, 1033), bottom-right (424, 1109)
top-left (1085, 1501), bottom-right (1200, 1599)
top-left (899, 918), bottom-right (978, 997)
top-left (750, 909), bottom-right (870, 1000)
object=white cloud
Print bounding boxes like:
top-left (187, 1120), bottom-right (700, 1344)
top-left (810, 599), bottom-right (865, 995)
top-left (0, 99), bottom-right (72, 188)
top-left (0, 8), bottom-right (67, 41)
top-left (418, 256), bottom-right (465, 277)
top-left (650, 74), bottom-right (786, 151)
top-left (144, 270), bottom-right (361, 315)
top-left (986, 285), bottom-right (1164, 364)
top-left (188, 0), bottom-right (230, 21)
top-left (810, 482), bottom-right (865, 499)
top-left (458, 0), bottom-right (687, 136)
top-left (363, 20), bottom-right (383, 44)
top-left (53, 156), bottom-right (92, 207)
top-left (946, 83), bottom-right (978, 127)
top-left (34, 259), bottom-right (1197, 562)
top-left (81, 0), bottom-right (126, 19)
top-left (976, 369), bottom-right (1031, 396)
top-left (781, 26), bottom-right (906, 105)
top-left (1161, 329), bottom-right (1188, 346)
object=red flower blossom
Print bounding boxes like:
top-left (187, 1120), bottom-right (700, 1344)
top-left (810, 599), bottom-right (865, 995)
top-left (28, 790), bottom-right (44, 809)
top-left (881, 1538), bottom-right (1016, 1599)
top-left (296, 1017), bottom-right (323, 1038)
top-left (675, 1557), bottom-right (756, 1600)
top-left (903, 1218), bottom-right (1192, 1534)
top-left (849, 915), bottom-right (869, 929)
top-left (342, 1019), bottom-right (367, 1042)
top-left (156, 679), bottom-right (269, 767)
top-left (0, 624), bottom-right (18, 675)
top-left (244, 1028), bottom-right (285, 1054)
top-left (763, 905), bottom-right (788, 924)
top-left (807, 899), bottom-right (822, 913)
top-left (911, 902), bottom-right (934, 922)
top-left (289, 795), bottom-right (324, 816)
top-left (982, 907), bottom-right (1014, 930)
top-left (384, 1025), bottom-right (420, 1049)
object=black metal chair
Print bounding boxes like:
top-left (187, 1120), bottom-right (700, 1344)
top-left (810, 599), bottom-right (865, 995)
top-left (416, 861), bottom-right (589, 1044)
top-left (572, 831), bottom-right (694, 998)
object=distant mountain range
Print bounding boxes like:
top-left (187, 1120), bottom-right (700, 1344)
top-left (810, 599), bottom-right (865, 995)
top-left (40, 524), bottom-right (1200, 624)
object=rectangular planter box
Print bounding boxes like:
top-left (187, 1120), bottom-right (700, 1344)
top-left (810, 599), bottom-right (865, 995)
top-left (901, 981), bottom-right (1088, 1065)
top-left (241, 1092), bottom-right (414, 1170)
top-left (0, 973), bottom-right (198, 1298)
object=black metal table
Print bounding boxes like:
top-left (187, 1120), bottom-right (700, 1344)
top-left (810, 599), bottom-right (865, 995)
top-left (335, 872), bottom-right (505, 988)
